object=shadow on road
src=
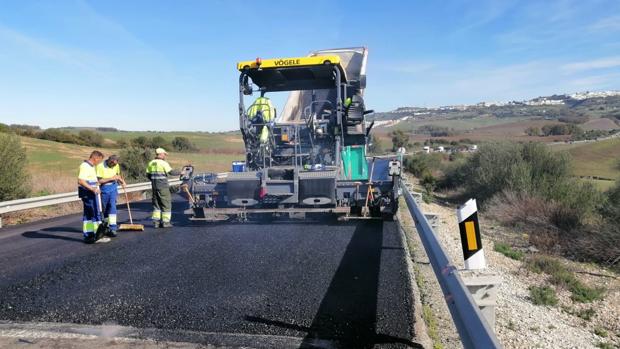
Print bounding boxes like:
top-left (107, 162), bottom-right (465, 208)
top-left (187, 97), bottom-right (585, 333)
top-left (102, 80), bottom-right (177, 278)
top-left (246, 221), bottom-right (420, 348)
top-left (22, 231), bottom-right (83, 243)
top-left (41, 226), bottom-right (83, 233)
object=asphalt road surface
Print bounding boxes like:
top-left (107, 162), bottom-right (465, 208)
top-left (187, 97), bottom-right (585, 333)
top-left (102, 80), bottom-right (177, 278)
top-left (0, 196), bottom-right (421, 348)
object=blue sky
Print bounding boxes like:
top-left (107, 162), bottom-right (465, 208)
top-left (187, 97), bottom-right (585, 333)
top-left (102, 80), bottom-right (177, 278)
top-left (1, 0), bottom-right (619, 131)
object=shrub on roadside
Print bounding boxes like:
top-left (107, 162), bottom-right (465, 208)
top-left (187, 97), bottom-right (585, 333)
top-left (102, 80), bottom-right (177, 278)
top-left (0, 133), bottom-right (32, 200)
top-left (120, 147), bottom-right (152, 182)
top-left (493, 242), bottom-right (524, 260)
top-left (526, 255), bottom-right (605, 303)
top-left (529, 285), bottom-right (558, 306)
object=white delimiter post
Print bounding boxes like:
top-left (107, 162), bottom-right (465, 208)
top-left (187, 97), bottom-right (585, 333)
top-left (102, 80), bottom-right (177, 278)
top-left (457, 198), bottom-right (501, 329)
top-left (457, 199), bottom-right (486, 270)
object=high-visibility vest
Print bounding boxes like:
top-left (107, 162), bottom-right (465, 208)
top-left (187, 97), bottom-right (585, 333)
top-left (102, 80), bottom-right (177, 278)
top-left (78, 161), bottom-right (98, 186)
top-left (146, 159), bottom-right (172, 185)
top-left (96, 162), bottom-right (120, 191)
top-left (78, 160), bottom-right (98, 197)
top-left (247, 97), bottom-right (274, 122)
top-left (97, 162), bottom-right (119, 179)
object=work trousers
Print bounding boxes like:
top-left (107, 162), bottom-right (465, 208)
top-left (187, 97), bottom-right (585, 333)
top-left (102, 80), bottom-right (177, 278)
top-left (101, 185), bottom-right (118, 232)
top-left (151, 184), bottom-right (172, 223)
top-left (81, 192), bottom-right (101, 238)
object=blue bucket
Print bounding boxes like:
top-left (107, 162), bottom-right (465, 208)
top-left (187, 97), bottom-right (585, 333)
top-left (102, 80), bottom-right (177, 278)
top-left (232, 161), bottom-right (246, 172)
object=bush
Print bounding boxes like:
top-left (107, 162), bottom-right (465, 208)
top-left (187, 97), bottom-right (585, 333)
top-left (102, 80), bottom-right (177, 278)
top-left (119, 147), bottom-right (152, 182)
top-left (150, 136), bottom-right (169, 149)
top-left (9, 124), bottom-right (41, 137)
top-left (525, 126), bottom-right (541, 136)
top-left (421, 172), bottom-right (436, 194)
top-left (171, 136), bottom-right (197, 152)
top-left (116, 138), bottom-right (130, 148)
top-left (0, 133), bottom-right (32, 200)
top-left (131, 136), bottom-right (151, 148)
top-left (445, 141), bottom-right (615, 269)
top-left (38, 128), bottom-right (83, 145)
top-left (0, 123), bottom-right (10, 133)
top-left (526, 255), bottom-right (605, 303)
top-left (78, 130), bottom-right (104, 147)
top-left (529, 285), bottom-right (558, 306)
top-left (390, 130), bottom-right (409, 151)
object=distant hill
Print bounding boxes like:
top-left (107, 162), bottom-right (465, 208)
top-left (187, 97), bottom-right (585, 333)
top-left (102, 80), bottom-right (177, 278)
top-left (369, 91), bottom-right (620, 128)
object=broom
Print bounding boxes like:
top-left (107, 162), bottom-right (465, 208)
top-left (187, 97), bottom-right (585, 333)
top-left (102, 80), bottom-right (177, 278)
top-left (118, 175), bottom-right (145, 231)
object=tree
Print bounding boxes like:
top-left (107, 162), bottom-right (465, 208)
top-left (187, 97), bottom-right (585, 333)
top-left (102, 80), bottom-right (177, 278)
top-left (390, 130), bottom-right (409, 151)
top-left (171, 136), bottom-right (196, 152)
top-left (0, 133), bottom-right (31, 200)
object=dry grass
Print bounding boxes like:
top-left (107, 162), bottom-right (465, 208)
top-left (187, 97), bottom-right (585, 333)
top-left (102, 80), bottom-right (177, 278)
top-left (488, 191), bottom-right (620, 270)
top-left (30, 172), bottom-right (76, 196)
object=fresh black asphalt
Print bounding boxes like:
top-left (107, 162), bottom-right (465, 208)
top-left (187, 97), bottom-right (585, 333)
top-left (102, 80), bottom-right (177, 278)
top-left (0, 196), bottom-right (420, 348)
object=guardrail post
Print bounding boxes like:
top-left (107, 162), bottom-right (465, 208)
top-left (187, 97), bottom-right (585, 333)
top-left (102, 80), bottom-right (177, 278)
top-left (457, 198), bottom-right (501, 329)
top-left (459, 270), bottom-right (501, 329)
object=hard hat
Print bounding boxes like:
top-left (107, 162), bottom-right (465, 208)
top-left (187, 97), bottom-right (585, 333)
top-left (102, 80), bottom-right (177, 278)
top-left (156, 147), bottom-right (168, 155)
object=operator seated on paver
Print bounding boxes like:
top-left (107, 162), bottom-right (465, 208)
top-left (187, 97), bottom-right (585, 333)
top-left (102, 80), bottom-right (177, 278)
top-left (96, 154), bottom-right (125, 237)
top-left (78, 150), bottom-right (107, 244)
top-left (247, 95), bottom-right (275, 144)
top-left (146, 148), bottom-right (180, 229)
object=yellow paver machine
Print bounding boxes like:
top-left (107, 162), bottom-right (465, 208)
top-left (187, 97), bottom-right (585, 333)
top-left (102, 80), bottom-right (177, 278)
top-left (182, 47), bottom-right (402, 221)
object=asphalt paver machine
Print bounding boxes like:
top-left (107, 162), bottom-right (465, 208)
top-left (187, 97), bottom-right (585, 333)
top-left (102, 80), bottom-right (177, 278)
top-left (182, 47), bottom-right (401, 221)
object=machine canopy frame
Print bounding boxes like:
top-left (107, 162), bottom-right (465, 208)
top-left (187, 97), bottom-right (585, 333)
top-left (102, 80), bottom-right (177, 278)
top-left (237, 55), bottom-right (348, 92)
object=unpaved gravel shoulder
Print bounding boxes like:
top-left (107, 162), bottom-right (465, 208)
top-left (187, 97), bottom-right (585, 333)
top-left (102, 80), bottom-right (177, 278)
top-left (410, 195), bottom-right (620, 349)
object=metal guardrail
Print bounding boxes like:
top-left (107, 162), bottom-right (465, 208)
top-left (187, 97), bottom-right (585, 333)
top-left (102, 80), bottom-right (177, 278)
top-left (0, 179), bottom-right (182, 227)
top-left (401, 183), bottom-right (502, 349)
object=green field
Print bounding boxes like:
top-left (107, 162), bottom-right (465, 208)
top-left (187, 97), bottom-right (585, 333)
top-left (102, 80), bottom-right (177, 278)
top-left (552, 138), bottom-right (620, 190)
top-left (59, 128), bottom-right (244, 153)
top-left (398, 115), bottom-right (534, 132)
top-left (21, 136), bottom-right (240, 193)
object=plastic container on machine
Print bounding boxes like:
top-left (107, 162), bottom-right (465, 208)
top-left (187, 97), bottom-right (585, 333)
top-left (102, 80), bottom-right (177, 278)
top-left (231, 161), bottom-right (246, 172)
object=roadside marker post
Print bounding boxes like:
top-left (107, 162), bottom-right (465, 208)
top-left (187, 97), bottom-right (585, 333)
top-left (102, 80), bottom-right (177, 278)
top-left (457, 198), bottom-right (501, 329)
top-left (457, 199), bottom-right (485, 270)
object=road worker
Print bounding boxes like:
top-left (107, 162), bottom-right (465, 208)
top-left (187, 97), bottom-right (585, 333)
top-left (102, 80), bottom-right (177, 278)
top-left (96, 154), bottom-right (125, 237)
top-left (247, 95), bottom-right (275, 143)
top-left (78, 150), bottom-right (108, 243)
top-left (146, 148), bottom-right (179, 228)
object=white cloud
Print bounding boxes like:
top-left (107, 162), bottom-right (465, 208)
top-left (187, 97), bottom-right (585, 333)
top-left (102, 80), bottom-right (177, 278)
top-left (561, 56), bottom-right (620, 73)
top-left (0, 25), bottom-right (100, 69)
top-left (589, 15), bottom-right (620, 32)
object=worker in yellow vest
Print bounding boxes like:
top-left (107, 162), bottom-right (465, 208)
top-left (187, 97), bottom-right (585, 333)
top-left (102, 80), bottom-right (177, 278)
top-left (78, 150), bottom-right (107, 244)
top-left (247, 95), bottom-right (275, 144)
top-left (96, 154), bottom-right (125, 237)
top-left (146, 148), bottom-right (179, 228)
